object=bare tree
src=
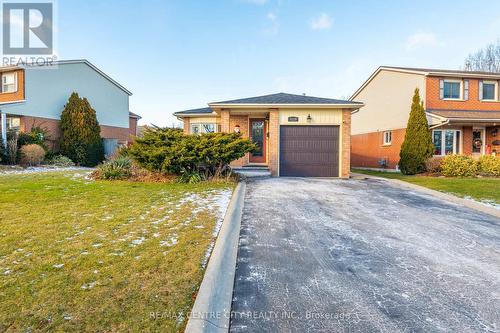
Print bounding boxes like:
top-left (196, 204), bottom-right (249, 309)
top-left (464, 40), bottom-right (500, 72)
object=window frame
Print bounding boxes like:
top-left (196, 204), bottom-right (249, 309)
top-left (442, 79), bottom-right (462, 100)
top-left (1, 72), bottom-right (18, 94)
top-left (382, 130), bottom-right (392, 146)
top-left (190, 122), bottom-right (218, 134)
top-left (480, 80), bottom-right (498, 101)
top-left (432, 129), bottom-right (462, 156)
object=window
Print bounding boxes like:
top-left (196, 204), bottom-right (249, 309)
top-left (432, 129), bottom-right (461, 156)
top-left (383, 131), bottom-right (392, 145)
top-left (443, 80), bottom-right (461, 99)
top-left (481, 81), bottom-right (497, 101)
top-left (190, 123), bottom-right (217, 134)
top-left (2, 72), bottom-right (17, 93)
top-left (6, 117), bottom-right (20, 131)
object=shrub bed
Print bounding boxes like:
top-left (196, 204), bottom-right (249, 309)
top-left (478, 155), bottom-right (500, 177)
top-left (19, 144), bottom-right (46, 166)
top-left (127, 127), bottom-right (256, 182)
top-left (441, 155), bottom-right (478, 177)
top-left (425, 156), bottom-right (444, 173)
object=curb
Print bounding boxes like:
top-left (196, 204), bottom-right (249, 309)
top-left (185, 181), bottom-right (246, 333)
top-left (351, 173), bottom-right (500, 219)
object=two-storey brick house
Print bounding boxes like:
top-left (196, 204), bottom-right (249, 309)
top-left (350, 66), bottom-right (500, 169)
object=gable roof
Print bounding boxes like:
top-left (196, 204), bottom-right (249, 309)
top-left (210, 92), bottom-right (363, 105)
top-left (174, 107), bottom-right (214, 116)
top-left (13, 59), bottom-right (133, 96)
top-left (350, 65), bottom-right (500, 101)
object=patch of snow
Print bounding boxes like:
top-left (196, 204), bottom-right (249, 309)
top-left (130, 237), bottom-right (146, 246)
top-left (4, 269), bottom-right (11, 275)
top-left (63, 315), bottom-right (72, 321)
top-left (0, 166), bottom-right (93, 176)
top-left (92, 243), bottom-right (102, 248)
top-left (463, 196), bottom-right (500, 210)
top-left (53, 264), bottom-right (64, 269)
top-left (81, 281), bottom-right (97, 290)
top-left (160, 234), bottom-right (178, 247)
top-left (153, 233), bottom-right (160, 238)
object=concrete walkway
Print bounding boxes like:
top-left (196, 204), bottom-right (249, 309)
top-left (230, 177), bottom-right (500, 332)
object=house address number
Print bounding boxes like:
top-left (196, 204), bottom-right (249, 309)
top-left (288, 116), bottom-right (299, 122)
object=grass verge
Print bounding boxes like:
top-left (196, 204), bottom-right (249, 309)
top-left (0, 171), bottom-right (235, 332)
top-left (352, 168), bottom-right (500, 205)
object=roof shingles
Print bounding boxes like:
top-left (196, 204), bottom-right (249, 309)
top-left (175, 93), bottom-right (361, 116)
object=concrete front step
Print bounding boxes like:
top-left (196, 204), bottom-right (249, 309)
top-left (232, 166), bottom-right (271, 178)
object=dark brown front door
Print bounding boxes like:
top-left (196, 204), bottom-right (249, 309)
top-left (280, 125), bottom-right (339, 177)
top-left (249, 119), bottom-right (266, 163)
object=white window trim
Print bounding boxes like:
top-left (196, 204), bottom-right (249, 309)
top-left (1, 72), bottom-right (18, 94)
top-left (190, 122), bottom-right (218, 134)
top-left (382, 130), bottom-right (392, 146)
top-left (432, 129), bottom-right (462, 156)
top-left (442, 79), bottom-right (463, 100)
top-left (480, 80), bottom-right (498, 101)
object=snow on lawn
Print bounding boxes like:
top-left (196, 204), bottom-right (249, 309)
top-left (0, 166), bottom-right (93, 176)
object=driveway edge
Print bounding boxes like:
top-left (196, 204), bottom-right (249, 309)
top-left (352, 173), bottom-right (500, 218)
top-left (185, 181), bottom-right (245, 333)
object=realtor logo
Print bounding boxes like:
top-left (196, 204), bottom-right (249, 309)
top-left (1, 1), bottom-right (56, 66)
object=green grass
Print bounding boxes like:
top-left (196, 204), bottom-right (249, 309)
top-left (353, 168), bottom-right (500, 204)
top-left (0, 171), bottom-right (235, 332)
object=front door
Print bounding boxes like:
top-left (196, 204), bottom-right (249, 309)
top-left (249, 119), bottom-right (266, 163)
top-left (472, 128), bottom-right (485, 155)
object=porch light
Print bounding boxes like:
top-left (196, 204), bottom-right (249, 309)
top-left (234, 125), bottom-right (241, 133)
top-left (307, 114), bottom-right (312, 122)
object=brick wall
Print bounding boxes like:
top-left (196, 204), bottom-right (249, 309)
top-left (19, 115), bottom-right (132, 151)
top-left (183, 117), bottom-right (190, 134)
top-left (351, 128), bottom-right (406, 169)
top-left (462, 126), bottom-right (473, 155)
top-left (485, 126), bottom-right (500, 154)
top-left (128, 116), bottom-right (138, 138)
top-left (0, 69), bottom-right (25, 104)
top-left (229, 115), bottom-right (249, 167)
top-left (268, 110), bottom-right (279, 176)
top-left (426, 77), bottom-right (500, 111)
top-left (341, 110), bottom-right (351, 178)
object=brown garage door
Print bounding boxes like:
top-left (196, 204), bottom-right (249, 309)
top-left (280, 125), bottom-right (339, 177)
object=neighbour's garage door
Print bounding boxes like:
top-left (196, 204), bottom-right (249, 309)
top-left (280, 125), bottom-right (339, 177)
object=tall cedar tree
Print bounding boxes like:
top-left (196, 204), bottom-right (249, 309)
top-left (59, 92), bottom-right (104, 166)
top-left (399, 88), bottom-right (434, 175)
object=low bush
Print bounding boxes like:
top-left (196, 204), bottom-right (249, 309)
top-left (425, 156), bottom-right (444, 173)
top-left (441, 155), bottom-right (478, 177)
top-left (178, 169), bottom-right (205, 184)
top-left (93, 157), bottom-right (132, 180)
top-left (19, 144), bottom-right (46, 166)
top-left (128, 127), bottom-right (257, 179)
top-left (17, 127), bottom-right (49, 150)
top-left (478, 155), bottom-right (500, 177)
top-left (46, 155), bottom-right (75, 167)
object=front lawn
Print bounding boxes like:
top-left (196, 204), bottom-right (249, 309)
top-left (353, 169), bottom-right (500, 205)
top-left (0, 171), bottom-right (234, 332)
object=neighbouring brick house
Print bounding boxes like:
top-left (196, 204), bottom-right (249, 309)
top-left (0, 60), bottom-right (140, 156)
top-left (174, 93), bottom-right (363, 177)
top-left (350, 66), bottom-right (500, 169)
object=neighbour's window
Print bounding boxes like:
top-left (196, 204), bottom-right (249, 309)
top-left (443, 80), bottom-right (461, 99)
top-left (2, 72), bottom-right (17, 93)
top-left (6, 117), bottom-right (20, 131)
top-left (481, 81), bottom-right (497, 101)
top-left (432, 129), bottom-right (461, 156)
top-left (383, 131), bottom-right (392, 145)
top-left (190, 123), bottom-right (217, 134)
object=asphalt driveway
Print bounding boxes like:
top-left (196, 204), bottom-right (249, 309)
top-left (230, 177), bottom-right (500, 332)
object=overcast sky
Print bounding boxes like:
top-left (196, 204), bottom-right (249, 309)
top-left (57, 0), bottom-right (500, 126)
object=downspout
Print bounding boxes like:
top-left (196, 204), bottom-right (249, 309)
top-left (1, 110), bottom-right (6, 147)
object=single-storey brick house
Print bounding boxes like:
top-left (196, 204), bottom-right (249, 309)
top-left (0, 60), bottom-right (139, 156)
top-left (350, 66), bottom-right (500, 169)
top-left (174, 93), bottom-right (363, 177)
